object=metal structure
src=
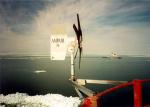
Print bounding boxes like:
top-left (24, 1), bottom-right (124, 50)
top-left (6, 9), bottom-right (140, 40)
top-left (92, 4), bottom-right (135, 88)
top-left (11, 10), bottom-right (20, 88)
top-left (68, 14), bottom-right (130, 106)
top-left (50, 14), bottom-right (150, 107)
top-left (80, 79), bottom-right (150, 107)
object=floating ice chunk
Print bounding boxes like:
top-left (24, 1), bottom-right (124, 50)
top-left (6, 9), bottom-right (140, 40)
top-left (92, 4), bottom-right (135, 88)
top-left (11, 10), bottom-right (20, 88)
top-left (0, 93), bottom-right (81, 107)
top-left (34, 70), bottom-right (47, 74)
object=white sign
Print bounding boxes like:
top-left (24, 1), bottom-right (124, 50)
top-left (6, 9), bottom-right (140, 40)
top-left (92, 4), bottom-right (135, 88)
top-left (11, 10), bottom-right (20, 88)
top-left (50, 34), bottom-right (67, 60)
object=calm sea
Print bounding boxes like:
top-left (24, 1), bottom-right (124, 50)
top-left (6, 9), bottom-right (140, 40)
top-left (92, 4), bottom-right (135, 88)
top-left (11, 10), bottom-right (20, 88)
top-left (0, 56), bottom-right (150, 106)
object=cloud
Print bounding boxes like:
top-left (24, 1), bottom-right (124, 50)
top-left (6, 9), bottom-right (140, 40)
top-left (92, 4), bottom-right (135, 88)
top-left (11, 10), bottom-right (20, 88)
top-left (0, 0), bottom-right (47, 34)
top-left (32, 0), bottom-right (120, 34)
top-left (0, 0), bottom-right (150, 56)
top-left (84, 26), bottom-right (150, 55)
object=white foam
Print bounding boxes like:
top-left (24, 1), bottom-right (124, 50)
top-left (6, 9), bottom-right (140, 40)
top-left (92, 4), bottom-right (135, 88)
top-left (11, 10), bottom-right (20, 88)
top-left (0, 93), bottom-right (81, 107)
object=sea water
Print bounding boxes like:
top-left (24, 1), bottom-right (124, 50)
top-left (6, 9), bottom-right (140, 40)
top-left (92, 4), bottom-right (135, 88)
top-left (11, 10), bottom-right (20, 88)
top-left (0, 56), bottom-right (150, 106)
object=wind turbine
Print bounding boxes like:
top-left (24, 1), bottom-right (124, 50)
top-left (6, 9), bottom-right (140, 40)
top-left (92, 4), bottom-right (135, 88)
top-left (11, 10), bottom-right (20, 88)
top-left (69, 13), bottom-right (127, 99)
top-left (73, 13), bottom-right (83, 69)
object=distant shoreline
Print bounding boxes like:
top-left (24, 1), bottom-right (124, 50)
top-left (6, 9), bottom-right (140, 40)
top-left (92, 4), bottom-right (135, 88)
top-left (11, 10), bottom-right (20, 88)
top-left (0, 55), bottom-right (149, 58)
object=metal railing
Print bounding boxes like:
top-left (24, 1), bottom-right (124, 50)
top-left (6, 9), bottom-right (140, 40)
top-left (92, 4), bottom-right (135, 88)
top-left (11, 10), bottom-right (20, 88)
top-left (81, 79), bottom-right (150, 107)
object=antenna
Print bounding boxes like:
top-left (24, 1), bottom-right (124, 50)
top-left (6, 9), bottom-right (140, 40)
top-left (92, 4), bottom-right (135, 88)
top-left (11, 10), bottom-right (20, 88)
top-left (73, 13), bottom-right (83, 69)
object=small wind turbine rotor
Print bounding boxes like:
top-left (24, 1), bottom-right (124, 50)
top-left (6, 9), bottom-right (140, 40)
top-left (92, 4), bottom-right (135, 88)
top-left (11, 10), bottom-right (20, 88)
top-left (73, 13), bottom-right (83, 69)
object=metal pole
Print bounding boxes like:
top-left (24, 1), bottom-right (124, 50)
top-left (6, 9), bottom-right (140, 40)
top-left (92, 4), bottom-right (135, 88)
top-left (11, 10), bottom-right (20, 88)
top-left (71, 50), bottom-right (75, 81)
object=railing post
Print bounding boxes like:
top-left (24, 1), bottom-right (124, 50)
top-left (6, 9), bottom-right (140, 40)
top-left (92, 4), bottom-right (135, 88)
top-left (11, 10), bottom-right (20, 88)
top-left (133, 80), bottom-right (142, 107)
top-left (81, 97), bottom-right (99, 107)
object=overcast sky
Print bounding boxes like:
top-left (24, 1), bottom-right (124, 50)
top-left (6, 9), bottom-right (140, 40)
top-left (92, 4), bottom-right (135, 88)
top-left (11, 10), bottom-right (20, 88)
top-left (0, 0), bottom-right (150, 56)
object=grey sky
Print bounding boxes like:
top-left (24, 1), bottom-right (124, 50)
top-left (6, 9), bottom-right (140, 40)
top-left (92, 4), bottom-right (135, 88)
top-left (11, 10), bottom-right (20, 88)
top-left (0, 0), bottom-right (150, 56)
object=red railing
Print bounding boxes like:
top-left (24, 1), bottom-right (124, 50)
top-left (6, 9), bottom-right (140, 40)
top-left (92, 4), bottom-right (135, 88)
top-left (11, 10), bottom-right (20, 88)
top-left (81, 79), bottom-right (150, 107)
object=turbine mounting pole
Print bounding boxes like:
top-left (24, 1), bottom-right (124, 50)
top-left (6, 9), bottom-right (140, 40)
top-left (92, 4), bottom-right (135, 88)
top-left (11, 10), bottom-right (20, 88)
top-left (68, 41), bottom-right (76, 81)
top-left (71, 48), bottom-right (75, 81)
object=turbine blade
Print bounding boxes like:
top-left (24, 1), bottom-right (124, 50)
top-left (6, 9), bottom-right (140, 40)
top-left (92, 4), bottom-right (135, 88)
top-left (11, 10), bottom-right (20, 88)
top-left (74, 48), bottom-right (78, 59)
top-left (73, 24), bottom-right (78, 36)
top-left (79, 47), bottom-right (82, 69)
top-left (73, 24), bottom-right (80, 42)
top-left (77, 14), bottom-right (81, 31)
top-left (77, 14), bottom-right (82, 41)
